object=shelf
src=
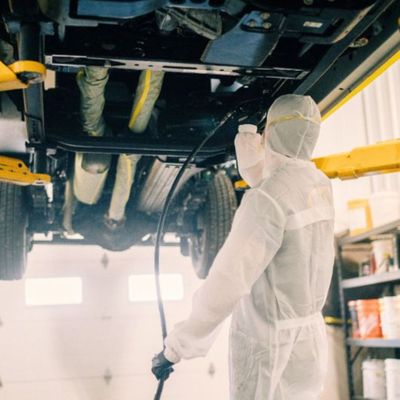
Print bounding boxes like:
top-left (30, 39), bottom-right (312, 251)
top-left (341, 270), bottom-right (400, 289)
top-left (347, 338), bottom-right (400, 348)
top-left (339, 219), bottom-right (400, 245)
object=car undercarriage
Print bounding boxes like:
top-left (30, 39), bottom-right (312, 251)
top-left (0, 0), bottom-right (398, 279)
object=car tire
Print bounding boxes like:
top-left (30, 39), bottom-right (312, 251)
top-left (0, 182), bottom-right (28, 280)
top-left (190, 171), bottom-right (237, 279)
top-left (180, 236), bottom-right (190, 257)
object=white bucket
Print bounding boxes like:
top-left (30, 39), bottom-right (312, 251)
top-left (380, 296), bottom-right (400, 338)
top-left (373, 239), bottom-right (394, 273)
top-left (363, 359), bottom-right (386, 399)
top-left (381, 322), bottom-right (400, 339)
top-left (380, 296), bottom-right (400, 307)
top-left (380, 308), bottom-right (400, 322)
top-left (385, 359), bottom-right (400, 400)
top-left (369, 192), bottom-right (400, 228)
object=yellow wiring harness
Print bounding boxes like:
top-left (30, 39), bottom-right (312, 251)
top-left (129, 70), bottom-right (152, 130)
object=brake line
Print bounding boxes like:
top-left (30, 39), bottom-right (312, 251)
top-left (153, 109), bottom-right (236, 400)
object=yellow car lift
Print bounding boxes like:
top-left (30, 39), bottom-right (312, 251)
top-left (0, 60), bottom-right (46, 91)
top-left (235, 140), bottom-right (400, 189)
top-left (0, 156), bottom-right (50, 186)
top-left (314, 140), bottom-right (400, 180)
top-left (0, 60), bottom-right (50, 185)
top-left (235, 49), bottom-right (400, 188)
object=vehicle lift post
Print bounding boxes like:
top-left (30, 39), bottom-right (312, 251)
top-left (17, 22), bottom-right (47, 174)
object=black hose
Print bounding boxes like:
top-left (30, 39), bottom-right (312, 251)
top-left (154, 379), bottom-right (165, 400)
top-left (153, 109), bottom-right (237, 400)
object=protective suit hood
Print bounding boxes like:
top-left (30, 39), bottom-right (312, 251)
top-left (234, 94), bottom-right (321, 187)
top-left (265, 94), bottom-right (321, 160)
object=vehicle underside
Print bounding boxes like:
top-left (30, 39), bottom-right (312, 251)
top-left (0, 0), bottom-right (398, 279)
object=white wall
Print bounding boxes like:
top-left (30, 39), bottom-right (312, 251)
top-left (0, 245), bottom-right (230, 400)
top-left (314, 61), bottom-right (400, 231)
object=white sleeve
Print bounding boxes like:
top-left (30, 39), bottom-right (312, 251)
top-left (164, 189), bottom-right (286, 363)
top-left (234, 127), bottom-right (264, 170)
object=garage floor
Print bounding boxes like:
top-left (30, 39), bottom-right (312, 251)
top-left (0, 245), bottom-right (230, 400)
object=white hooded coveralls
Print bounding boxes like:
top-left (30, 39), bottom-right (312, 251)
top-left (164, 94), bottom-right (335, 400)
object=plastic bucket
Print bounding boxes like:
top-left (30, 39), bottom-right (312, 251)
top-left (380, 296), bottom-right (400, 307)
top-left (381, 310), bottom-right (400, 322)
top-left (357, 299), bottom-right (382, 338)
top-left (362, 359), bottom-right (386, 399)
top-left (372, 238), bottom-right (394, 274)
top-left (380, 310), bottom-right (400, 323)
top-left (381, 322), bottom-right (400, 339)
top-left (380, 309), bottom-right (400, 322)
top-left (385, 359), bottom-right (400, 400)
top-left (379, 296), bottom-right (400, 338)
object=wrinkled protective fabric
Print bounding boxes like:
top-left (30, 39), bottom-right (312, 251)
top-left (74, 68), bottom-right (156, 218)
top-left (164, 94), bottom-right (335, 400)
top-left (129, 70), bottom-right (165, 133)
top-left (234, 94), bottom-right (322, 187)
top-left (107, 154), bottom-right (141, 221)
top-left (106, 70), bottom-right (164, 219)
top-left (234, 124), bottom-right (265, 187)
top-left (74, 67), bottom-right (110, 205)
top-left (266, 94), bottom-right (321, 160)
top-left (76, 66), bottom-right (109, 137)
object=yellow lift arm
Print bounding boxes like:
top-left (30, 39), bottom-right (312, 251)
top-left (313, 140), bottom-right (400, 180)
top-left (234, 50), bottom-right (400, 188)
top-left (0, 60), bottom-right (46, 91)
top-left (235, 140), bottom-right (400, 189)
top-left (3, 139), bottom-right (395, 187)
top-left (0, 60), bottom-right (50, 185)
top-left (0, 156), bottom-right (51, 186)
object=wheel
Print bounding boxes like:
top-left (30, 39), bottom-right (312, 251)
top-left (0, 182), bottom-right (29, 280)
top-left (190, 171), bottom-right (237, 279)
top-left (180, 236), bottom-right (190, 257)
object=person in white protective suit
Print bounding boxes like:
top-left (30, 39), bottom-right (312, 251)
top-left (152, 94), bottom-right (335, 400)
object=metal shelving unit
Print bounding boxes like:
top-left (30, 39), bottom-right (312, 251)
top-left (342, 270), bottom-right (400, 289)
top-left (337, 221), bottom-right (400, 399)
top-left (340, 219), bottom-right (400, 245)
top-left (347, 339), bottom-right (400, 348)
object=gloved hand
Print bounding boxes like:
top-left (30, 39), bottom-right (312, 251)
top-left (152, 351), bottom-right (174, 381)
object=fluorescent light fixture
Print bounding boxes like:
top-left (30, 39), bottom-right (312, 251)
top-left (163, 233), bottom-right (180, 244)
top-left (25, 277), bottom-right (83, 306)
top-left (32, 233), bottom-right (53, 241)
top-left (129, 274), bottom-right (184, 302)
